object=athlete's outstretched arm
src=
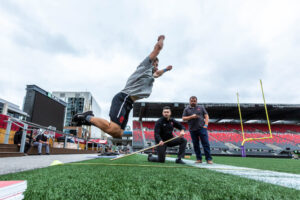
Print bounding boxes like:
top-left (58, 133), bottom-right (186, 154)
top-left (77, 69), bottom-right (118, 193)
top-left (153, 65), bottom-right (172, 78)
top-left (149, 35), bottom-right (165, 61)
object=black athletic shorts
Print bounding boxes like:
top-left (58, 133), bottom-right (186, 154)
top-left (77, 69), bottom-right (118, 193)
top-left (109, 92), bottom-right (134, 130)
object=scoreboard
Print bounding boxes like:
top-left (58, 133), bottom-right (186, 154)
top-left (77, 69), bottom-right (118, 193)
top-left (23, 85), bottom-right (66, 131)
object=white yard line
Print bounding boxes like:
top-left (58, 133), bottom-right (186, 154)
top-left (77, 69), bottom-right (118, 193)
top-left (166, 157), bottom-right (300, 190)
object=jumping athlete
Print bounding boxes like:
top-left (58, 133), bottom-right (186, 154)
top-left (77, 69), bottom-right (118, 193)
top-left (72, 35), bottom-right (172, 138)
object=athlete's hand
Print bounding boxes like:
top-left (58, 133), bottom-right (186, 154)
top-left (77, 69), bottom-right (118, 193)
top-left (179, 130), bottom-right (185, 137)
top-left (191, 114), bottom-right (199, 119)
top-left (159, 141), bottom-right (164, 146)
top-left (158, 35), bottom-right (165, 41)
top-left (166, 65), bottom-right (172, 71)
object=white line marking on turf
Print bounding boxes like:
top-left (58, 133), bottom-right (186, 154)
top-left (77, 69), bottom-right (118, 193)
top-left (165, 157), bottom-right (300, 190)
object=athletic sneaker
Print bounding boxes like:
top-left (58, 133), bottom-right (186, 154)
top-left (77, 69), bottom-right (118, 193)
top-left (175, 159), bottom-right (185, 164)
top-left (72, 111), bottom-right (94, 126)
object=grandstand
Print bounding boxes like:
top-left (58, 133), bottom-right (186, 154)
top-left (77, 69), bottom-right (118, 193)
top-left (0, 114), bottom-right (99, 157)
top-left (132, 102), bottom-right (300, 158)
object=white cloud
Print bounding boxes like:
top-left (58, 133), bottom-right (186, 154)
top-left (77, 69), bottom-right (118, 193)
top-left (1, 0), bottom-right (300, 122)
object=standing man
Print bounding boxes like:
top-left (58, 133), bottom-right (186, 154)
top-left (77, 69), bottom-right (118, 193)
top-left (182, 96), bottom-right (213, 164)
top-left (148, 106), bottom-right (187, 164)
top-left (72, 35), bottom-right (173, 138)
top-left (33, 131), bottom-right (50, 155)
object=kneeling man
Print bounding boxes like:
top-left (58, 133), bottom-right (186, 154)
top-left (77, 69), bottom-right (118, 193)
top-left (148, 106), bottom-right (187, 164)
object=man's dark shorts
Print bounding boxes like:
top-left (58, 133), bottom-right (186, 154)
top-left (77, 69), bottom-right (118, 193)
top-left (109, 92), bottom-right (133, 130)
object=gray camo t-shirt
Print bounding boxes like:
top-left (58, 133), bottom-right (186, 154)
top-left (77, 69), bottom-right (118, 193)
top-left (121, 56), bottom-right (155, 100)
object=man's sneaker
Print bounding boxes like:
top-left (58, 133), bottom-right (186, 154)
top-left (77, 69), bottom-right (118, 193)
top-left (72, 111), bottom-right (94, 126)
top-left (207, 160), bottom-right (213, 164)
top-left (195, 160), bottom-right (202, 164)
top-left (175, 159), bottom-right (185, 164)
top-left (148, 153), bottom-right (153, 161)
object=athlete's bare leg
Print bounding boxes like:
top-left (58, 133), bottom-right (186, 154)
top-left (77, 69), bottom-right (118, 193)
top-left (90, 117), bottom-right (123, 138)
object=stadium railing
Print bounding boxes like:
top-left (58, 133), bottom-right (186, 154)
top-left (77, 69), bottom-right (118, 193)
top-left (0, 114), bottom-right (100, 153)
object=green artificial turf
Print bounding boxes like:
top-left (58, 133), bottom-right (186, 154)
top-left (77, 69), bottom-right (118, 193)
top-left (0, 155), bottom-right (299, 200)
top-left (180, 155), bottom-right (300, 174)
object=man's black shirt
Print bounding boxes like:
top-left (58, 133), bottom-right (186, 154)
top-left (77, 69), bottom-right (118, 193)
top-left (14, 130), bottom-right (23, 144)
top-left (154, 117), bottom-right (185, 143)
top-left (14, 129), bottom-right (32, 144)
top-left (36, 134), bottom-right (48, 142)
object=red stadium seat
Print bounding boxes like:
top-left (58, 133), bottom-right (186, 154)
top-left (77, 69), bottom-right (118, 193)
top-left (132, 120), bottom-right (300, 148)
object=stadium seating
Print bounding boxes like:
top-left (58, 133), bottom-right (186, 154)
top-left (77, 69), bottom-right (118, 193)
top-left (132, 121), bottom-right (144, 147)
top-left (141, 121), bottom-right (155, 130)
top-left (132, 120), bottom-right (300, 151)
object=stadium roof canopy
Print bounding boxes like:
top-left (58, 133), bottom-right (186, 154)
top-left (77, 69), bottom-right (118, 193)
top-left (133, 102), bottom-right (300, 123)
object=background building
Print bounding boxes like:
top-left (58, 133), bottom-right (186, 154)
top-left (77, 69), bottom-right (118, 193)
top-left (52, 91), bottom-right (102, 138)
top-left (0, 98), bottom-right (28, 119)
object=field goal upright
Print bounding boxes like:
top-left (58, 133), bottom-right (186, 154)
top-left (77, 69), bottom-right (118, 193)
top-left (237, 80), bottom-right (273, 157)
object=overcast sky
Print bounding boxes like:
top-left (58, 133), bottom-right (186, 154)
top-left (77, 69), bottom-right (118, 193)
top-left (1, 0), bottom-right (300, 120)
